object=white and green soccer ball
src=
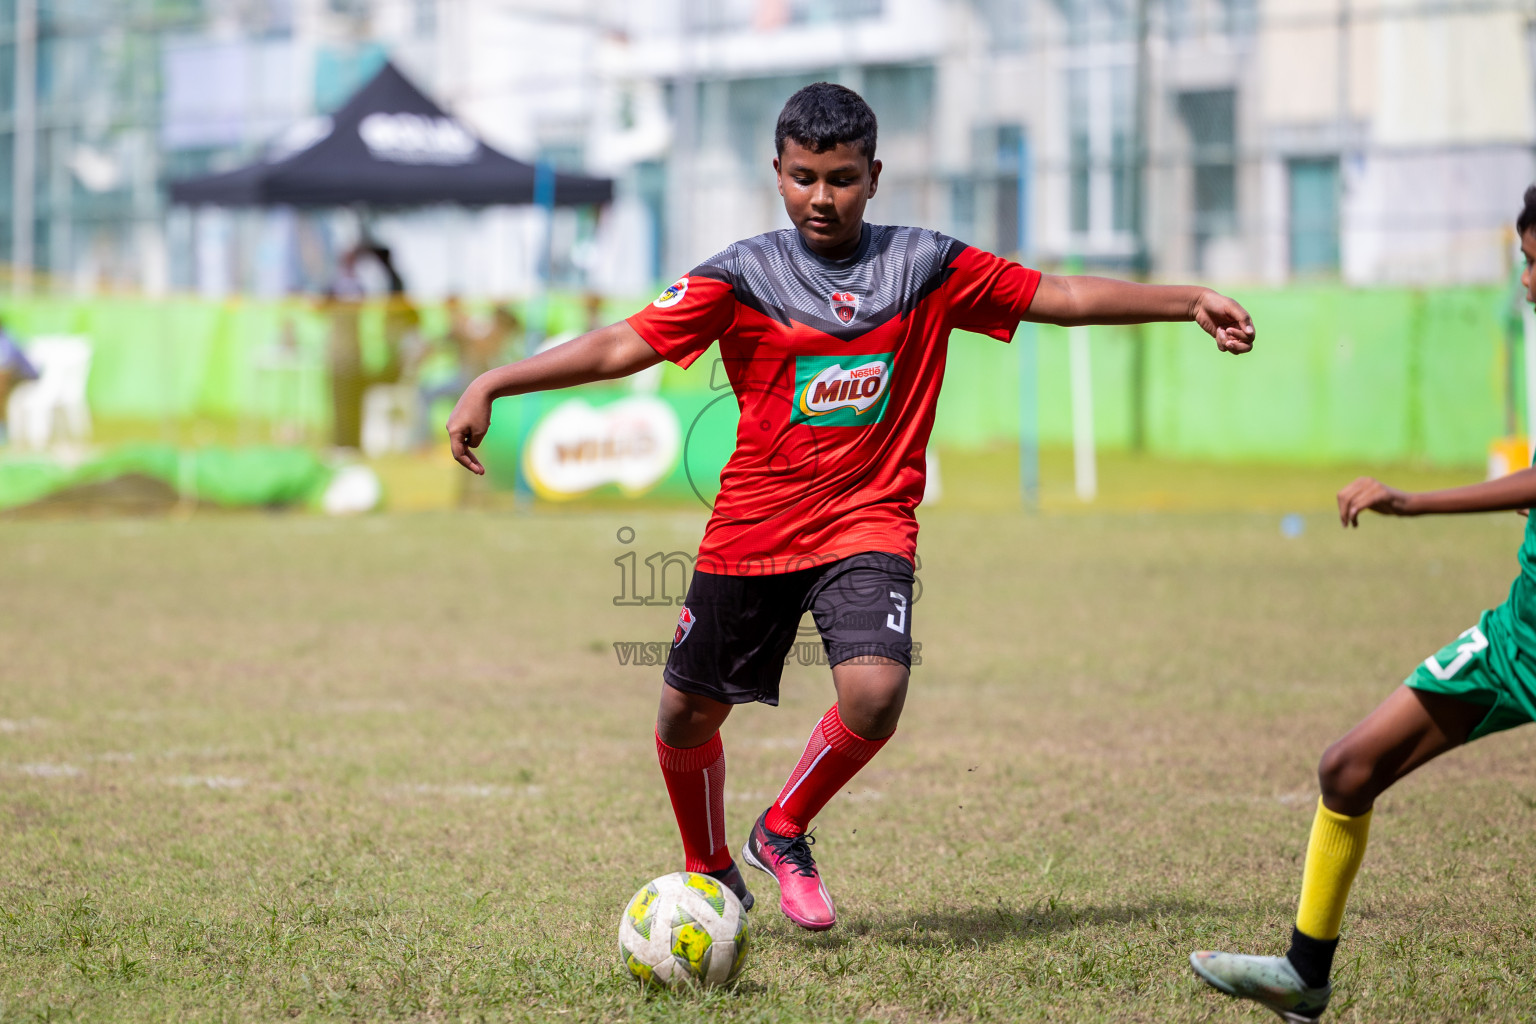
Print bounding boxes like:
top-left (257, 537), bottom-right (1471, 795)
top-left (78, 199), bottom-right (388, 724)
top-left (618, 871), bottom-right (748, 988)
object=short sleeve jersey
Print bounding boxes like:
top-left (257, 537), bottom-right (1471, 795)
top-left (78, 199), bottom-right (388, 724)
top-left (627, 223), bottom-right (1041, 576)
top-left (1494, 454), bottom-right (1536, 653)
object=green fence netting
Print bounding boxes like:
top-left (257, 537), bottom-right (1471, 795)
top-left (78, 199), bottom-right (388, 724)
top-left (0, 283), bottom-right (1522, 501)
top-left (936, 283), bottom-right (1517, 466)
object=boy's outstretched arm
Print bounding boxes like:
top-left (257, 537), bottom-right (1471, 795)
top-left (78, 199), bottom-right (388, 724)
top-left (445, 321), bottom-right (661, 474)
top-left (1338, 468), bottom-right (1536, 527)
top-left (1025, 275), bottom-right (1255, 353)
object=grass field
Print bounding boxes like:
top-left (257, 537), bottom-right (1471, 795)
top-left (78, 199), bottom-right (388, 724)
top-left (5, 470), bottom-right (1536, 1021)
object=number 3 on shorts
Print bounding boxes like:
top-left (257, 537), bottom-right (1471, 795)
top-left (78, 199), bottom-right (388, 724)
top-left (886, 592), bottom-right (907, 634)
top-left (1422, 625), bottom-right (1489, 681)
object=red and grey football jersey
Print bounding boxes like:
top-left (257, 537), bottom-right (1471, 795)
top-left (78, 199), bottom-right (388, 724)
top-left (627, 223), bottom-right (1041, 576)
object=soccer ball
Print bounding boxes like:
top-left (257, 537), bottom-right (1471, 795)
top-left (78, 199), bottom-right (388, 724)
top-left (618, 871), bottom-right (749, 988)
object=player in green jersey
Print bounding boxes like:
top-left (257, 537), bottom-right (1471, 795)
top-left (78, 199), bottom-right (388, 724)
top-left (1190, 185), bottom-right (1536, 1023)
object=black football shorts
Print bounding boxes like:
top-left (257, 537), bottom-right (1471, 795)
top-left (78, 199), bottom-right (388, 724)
top-left (662, 551), bottom-right (915, 706)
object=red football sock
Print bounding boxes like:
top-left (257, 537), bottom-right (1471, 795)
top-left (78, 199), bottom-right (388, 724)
top-left (655, 730), bottom-right (731, 873)
top-left (765, 704), bottom-right (890, 837)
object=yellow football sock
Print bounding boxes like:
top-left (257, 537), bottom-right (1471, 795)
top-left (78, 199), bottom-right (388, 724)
top-left (1295, 798), bottom-right (1372, 940)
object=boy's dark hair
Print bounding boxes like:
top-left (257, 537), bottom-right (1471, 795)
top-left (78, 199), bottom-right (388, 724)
top-left (1519, 185), bottom-right (1536, 237)
top-left (775, 82), bottom-right (878, 163)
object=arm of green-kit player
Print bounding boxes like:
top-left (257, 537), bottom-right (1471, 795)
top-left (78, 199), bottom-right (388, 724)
top-left (1024, 274), bottom-right (1255, 354)
top-left (1337, 467), bottom-right (1536, 527)
top-left (445, 320), bottom-right (662, 475)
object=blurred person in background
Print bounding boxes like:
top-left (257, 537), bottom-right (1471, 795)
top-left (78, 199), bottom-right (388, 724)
top-left (324, 241), bottom-right (412, 450)
top-left (532, 291), bottom-right (605, 357)
top-left (0, 317), bottom-right (39, 445)
top-left (416, 298), bottom-right (522, 446)
top-left (321, 247), bottom-right (365, 450)
top-left (376, 242), bottom-right (419, 388)
top-left (581, 291), bottom-right (605, 335)
top-left (464, 302), bottom-right (523, 375)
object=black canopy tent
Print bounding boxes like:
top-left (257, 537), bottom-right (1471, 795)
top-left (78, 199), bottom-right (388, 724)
top-left (168, 60), bottom-right (611, 456)
top-left (169, 61), bottom-right (613, 207)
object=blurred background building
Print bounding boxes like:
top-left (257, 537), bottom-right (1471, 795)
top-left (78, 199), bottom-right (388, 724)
top-left (1, 0), bottom-right (1531, 301)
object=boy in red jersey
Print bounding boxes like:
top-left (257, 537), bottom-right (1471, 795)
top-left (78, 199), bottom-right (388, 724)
top-left (447, 83), bottom-right (1255, 930)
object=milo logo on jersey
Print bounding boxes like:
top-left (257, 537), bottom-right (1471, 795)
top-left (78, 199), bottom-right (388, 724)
top-left (791, 353), bottom-right (894, 427)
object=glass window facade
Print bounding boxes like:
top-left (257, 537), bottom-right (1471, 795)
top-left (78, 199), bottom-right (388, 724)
top-left (1289, 156), bottom-right (1340, 275)
top-left (1178, 88), bottom-right (1237, 266)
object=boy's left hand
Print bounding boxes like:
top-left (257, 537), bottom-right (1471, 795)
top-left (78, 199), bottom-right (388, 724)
top-left (1193, 290), bottom-right (1256, 354)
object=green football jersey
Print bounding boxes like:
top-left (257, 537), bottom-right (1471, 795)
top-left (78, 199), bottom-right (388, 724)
top-left (1404, 477), bottom-right (1536, 741)
top-left (1496, 463), bottom-right (1536, 652)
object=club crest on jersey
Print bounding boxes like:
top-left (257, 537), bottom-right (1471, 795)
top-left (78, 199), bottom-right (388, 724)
top-left (828, 291), bottom-right (860, 324)
top-left (653, 277), bottom-right (688, 308)
top-left (798, 360), bottom-right (897, 423)
top-left (673, 606), bottom-right (695, 646)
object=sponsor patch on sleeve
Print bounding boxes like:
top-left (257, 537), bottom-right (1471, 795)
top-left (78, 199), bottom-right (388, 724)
top-left (653, 277), bottom-right (689, 308)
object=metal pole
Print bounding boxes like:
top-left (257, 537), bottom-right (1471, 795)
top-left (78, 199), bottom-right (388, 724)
top-left (1062, 249), bottom-right (1096, 502)
top-left (1127, 0), bottom-right (1152, 453)
top-left (530, 158), bottom-right (557, 346)
top-left (1337, 0), bottom-right (1351, 142)
top-left (1070, 327), bottom-right (1098, 502)
top-left (670, 0), bottom-right (697, 276)
top-left (1017, 131), bottom-right (1039, 511)
top-left (1017, 130), bottom-right (1031, 260)
top-left (12, 0), bottom-right (37, 294)
top-left (1019, 323), bottom-right (1040, 511)
top-left (1129, 0), bottom-right (1150, 276)
top-left (514, 158), bottom-right (557, 507)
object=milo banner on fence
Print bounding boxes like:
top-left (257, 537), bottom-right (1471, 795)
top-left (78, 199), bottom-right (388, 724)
top-left (474, 387), bottom-right (738, 504)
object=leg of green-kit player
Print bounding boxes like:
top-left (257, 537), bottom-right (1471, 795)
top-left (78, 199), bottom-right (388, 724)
top-left (1192, 686), bottom-right (1485, 1023)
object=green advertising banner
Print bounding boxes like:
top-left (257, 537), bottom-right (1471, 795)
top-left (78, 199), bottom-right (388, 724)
top-left (0, 283), bottom-right (1522, 491)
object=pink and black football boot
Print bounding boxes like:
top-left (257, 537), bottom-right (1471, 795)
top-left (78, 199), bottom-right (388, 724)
top-left (741, 809), bottom-right (835, 930)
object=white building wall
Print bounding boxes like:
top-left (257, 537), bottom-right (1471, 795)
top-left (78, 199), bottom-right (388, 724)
top-left (59, 0), bottom-right (1536, 297)
top-left (1256, 0), bottom-right (1535, 286)
top-left (1341, 7), bottom-right (1536, 284)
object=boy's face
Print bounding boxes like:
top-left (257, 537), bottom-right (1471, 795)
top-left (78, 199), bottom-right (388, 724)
top-left (774, 139), bottom-right (881, 258)
top-left (1523, 229), bottom-right (1536, 305)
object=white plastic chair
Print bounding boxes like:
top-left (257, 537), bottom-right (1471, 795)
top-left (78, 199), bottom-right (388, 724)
top-left (361, 383), bottom-right (418, 456)
top-left (5, 335), bottom-right (93, 449)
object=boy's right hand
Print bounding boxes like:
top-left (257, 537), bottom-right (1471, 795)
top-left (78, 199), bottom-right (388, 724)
top-left (1337, 476), bottom-right (1412, 527)
top-left (446, 382), bottom-right (492, 475)
top-left (440, 322), bottom-right (663, 476)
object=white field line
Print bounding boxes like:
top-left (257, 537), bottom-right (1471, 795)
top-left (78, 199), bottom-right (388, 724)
top-left (16, 763), bottom-right (82, 778)
top-left (313, 700), bottom-right (414, 715)
top-left (388, 782), bottom-right (545, 799)
top-left (168, 775), bottom-right (247, 789)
